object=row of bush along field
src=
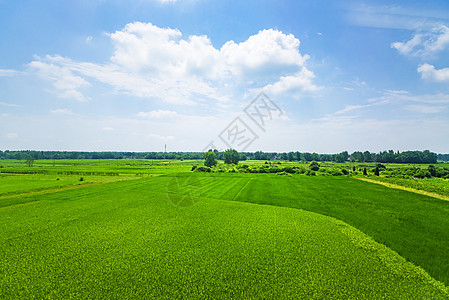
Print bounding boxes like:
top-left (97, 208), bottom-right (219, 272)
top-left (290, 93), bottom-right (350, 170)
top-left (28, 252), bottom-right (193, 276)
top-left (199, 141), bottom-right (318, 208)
top-left (163, 172), bottom-right (449, 287)
top-left (1, 177), bottom-right (448, 299)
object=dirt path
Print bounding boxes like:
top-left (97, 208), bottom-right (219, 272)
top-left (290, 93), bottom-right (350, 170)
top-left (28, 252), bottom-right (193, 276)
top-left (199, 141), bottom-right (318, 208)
top-left (356, 177), bottom-right (449, 202)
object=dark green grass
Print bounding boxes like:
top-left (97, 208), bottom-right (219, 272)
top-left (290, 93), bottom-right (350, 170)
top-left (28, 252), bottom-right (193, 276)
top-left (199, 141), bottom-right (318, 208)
top-left (173, 173), bottom-right (449, 286)
top-left (1, 178), bottom-right (447, 299)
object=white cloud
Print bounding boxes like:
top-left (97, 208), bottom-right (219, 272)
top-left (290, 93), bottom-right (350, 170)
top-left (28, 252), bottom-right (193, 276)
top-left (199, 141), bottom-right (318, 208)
top-left (391, 34), bottom-right (423, 56)
top-left (28, 22), bottom-right (317, 105)
top-left (6, 133), bottom-right (18, 139)
top-left (50, 108), bottom-right (75, 115)
top-left (138, 109), bottom-right (177, 118)
top-left (263, 68), bottom-right (319, 95)
top-left (28, 58), bottom-right (91, 102)
top-left (0, 69), bottom-right (19, 77)
top-left (334, 104), bottom-right (367, 115)
top-left (102, 127), bottom-right (114, 131)
top-left (407, 104), bottom-right (446, 114)
top-left (417, 63), bottom-right (449, 82)
top-left (346, 3), bottom-right (448, 31)
top-left (148, 133), bottom-right (175, 141)
top-left (0, 102), bottom-right (21, 107)
top-left (392, 25), bottom-right (449, 57)
top-left (332, 90), bottom-right (449, 118)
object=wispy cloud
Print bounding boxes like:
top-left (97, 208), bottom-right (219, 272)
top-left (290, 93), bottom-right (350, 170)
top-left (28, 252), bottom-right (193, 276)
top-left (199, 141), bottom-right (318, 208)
top-left (407, 104), bottom-right (446, 114)
top-left (6, 133), bottom-right (18, 139)
top-left (50, 108), bottom-right (76, 115)
top-left (0, 102), bottom-right (21, 108)
top-left (0, 69), bottom-right (20, 77)
top-left (138, 109), bottom-right (177, 118)
top-left (391, 25), bottom-right (449, 57)
top-left (148, 133), bottom-right (175, 141)
top-left (346, 3), bottom-right (449, 30)
top-left (29, 58), bottom-right (91, 102)
top-left (333, 90), bottom-right (449, 117)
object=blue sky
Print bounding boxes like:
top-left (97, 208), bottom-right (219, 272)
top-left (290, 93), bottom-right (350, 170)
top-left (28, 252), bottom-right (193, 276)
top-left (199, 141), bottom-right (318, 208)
top-left (1, 0), bottom-right (449, 153)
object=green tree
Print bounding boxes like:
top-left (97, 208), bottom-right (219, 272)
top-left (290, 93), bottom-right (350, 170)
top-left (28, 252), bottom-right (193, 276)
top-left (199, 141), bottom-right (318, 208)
top-left (25, 157), bottom-right (34, 167)
top-left (223, 149), bottom-right (239, 164)
top-left (309, 161), bottom-right (320, 171)
top-left (428, 165), bottom-right (436, 177)
top-left (203, 151), bottom-right (217, 168)
top-left (374, 166), bottom-right (380, 176)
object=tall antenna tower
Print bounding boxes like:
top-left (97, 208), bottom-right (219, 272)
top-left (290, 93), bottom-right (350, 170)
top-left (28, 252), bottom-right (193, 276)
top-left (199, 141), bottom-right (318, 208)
top-left (164, 144), bottom-right (167, 153)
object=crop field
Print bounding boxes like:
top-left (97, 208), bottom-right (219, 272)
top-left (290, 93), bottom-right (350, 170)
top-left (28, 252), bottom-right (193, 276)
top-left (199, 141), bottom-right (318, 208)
top-left (1, 160), bottom-right (449, 298)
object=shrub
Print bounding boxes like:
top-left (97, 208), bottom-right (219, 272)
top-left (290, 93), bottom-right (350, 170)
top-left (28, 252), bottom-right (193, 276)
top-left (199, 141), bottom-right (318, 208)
top-left (191, 165), bottom-right (197, 171)
top-left (328, 169), bottom-right (343, 176)
top-left (282, 166), bottom-right (295, 174)
top-left (195, 166), bottom-right (211, 173)
top-left (305, 170), bottom-right (316, 176)
top-left (309, 161), bottom-right (320, 171)
top-left (277, 171), bottom-right (292, 177)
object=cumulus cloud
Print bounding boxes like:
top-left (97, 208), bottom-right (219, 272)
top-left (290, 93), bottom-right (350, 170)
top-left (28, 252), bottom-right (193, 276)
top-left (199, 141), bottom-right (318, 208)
top-left (28, 22), bottom-right (317, 104)
top-left (263, 68), bottom-right (319, 95)
top-left (391, 25), bottom-right (449, 57)
top-left (417, 63), bottom-right (449, 82)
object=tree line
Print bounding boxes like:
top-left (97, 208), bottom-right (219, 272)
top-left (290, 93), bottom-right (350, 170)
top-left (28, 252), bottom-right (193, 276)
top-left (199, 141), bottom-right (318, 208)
top-left (0, 149), bottom-right (445, 163)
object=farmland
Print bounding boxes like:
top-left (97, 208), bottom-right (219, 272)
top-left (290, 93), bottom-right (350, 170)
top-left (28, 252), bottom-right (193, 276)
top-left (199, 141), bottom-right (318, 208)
top-left (1, 159), bottom-right (449, 298)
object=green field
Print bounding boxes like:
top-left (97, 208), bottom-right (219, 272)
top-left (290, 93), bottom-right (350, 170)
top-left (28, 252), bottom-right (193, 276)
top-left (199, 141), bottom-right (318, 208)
top-left (1, 160), bottom-right (448, 298)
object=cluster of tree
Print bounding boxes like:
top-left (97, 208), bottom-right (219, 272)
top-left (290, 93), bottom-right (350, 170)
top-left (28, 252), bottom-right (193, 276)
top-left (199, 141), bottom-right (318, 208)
top-left (203, 149), bottom-right (240, 167)
top-left (438, 154), bottom-right (449, 162)
top-left (350, 150), bottom-right (438, 164)
top-left (0, 150), bottom-right (203, 160)
top-left (382, 165), bottom-right (449, 179)
top-left (0, 149), bottom-right (446, 164)
top-left (247, 150), bottom-right (439, 164)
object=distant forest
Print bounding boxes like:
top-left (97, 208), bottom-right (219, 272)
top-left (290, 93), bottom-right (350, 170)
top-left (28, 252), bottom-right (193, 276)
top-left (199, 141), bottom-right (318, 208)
top-left (0, 149), bottom-right (447, 163)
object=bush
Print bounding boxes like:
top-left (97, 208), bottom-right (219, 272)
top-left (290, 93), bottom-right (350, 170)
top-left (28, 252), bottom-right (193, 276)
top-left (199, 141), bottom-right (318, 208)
top-left (282, 166), bottom-right (295, 174)
top-left (191, 165), bottom-right (197, 171)
top-left (277, 171), bottom-right (292, 177)
top-left (305, 170), bottom-right (316, 176)
top-left (195, 166), bottom-right (211, 173)
top-left (309, 161), bottom-right (320, 171)
top-left (328, 169), bottom-right (343, 176)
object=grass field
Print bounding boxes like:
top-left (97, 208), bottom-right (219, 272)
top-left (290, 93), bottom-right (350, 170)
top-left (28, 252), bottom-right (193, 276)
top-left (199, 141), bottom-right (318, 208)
top-left (1, 160), bottom-right (448, 298)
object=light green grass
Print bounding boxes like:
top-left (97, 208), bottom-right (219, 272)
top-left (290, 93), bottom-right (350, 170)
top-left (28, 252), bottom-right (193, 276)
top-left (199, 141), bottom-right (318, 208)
top-left (1, 178), bottom-right (447, 299)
